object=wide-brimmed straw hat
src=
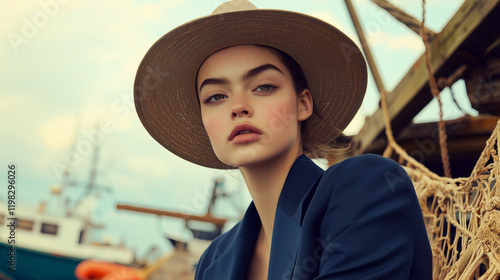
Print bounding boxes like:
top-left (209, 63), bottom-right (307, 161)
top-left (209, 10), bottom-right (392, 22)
top-left (134, 0), bottom-right (367, 169)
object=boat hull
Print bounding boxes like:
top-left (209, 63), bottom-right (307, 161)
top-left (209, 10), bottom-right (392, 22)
top-left (0, 243), bottom-right (81, 280)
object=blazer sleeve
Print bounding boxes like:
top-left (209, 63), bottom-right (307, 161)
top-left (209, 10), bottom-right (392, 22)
top-left (314, 154), bottom-right (428, 279)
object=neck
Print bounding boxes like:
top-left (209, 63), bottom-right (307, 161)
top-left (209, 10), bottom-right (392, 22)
top-left (239, 147), bottom-right (302, 252)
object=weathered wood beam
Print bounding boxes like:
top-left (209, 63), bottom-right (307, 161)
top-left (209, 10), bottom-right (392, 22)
top-left (371, 0), bottom-right (437, 40)
top-left (366, 115), bottom-right (500, 153)
top-left (354, 0), bottom-right (500, 154)
top-left (116, 203), bottom-right (227, 227)
top-left (345, 0), bottom-right (386, 93)
top-left (365, 116), bottom-right (499, 177)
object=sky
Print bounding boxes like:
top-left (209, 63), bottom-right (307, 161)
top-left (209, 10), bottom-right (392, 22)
top-left (1, 0), bottom-right (470, 259)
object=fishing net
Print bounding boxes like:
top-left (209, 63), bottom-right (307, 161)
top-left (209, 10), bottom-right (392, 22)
top-left (386, 117), bottom-right (500, 279)
top-left (381, 83), bottom-right (500, 280)
top-left (373, 0), bottom-right (500, 277)
top-left (415, 122), bottom-right (499, 280)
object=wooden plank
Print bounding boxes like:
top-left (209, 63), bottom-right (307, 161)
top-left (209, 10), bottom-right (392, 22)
top-left (354, 0), bottom-right (500, 154)
top-left (345, 0), bottom-right (386, 92)
top-left (396, 115), bottom-right (500, 140)
top-left (371, 0), bottom-right (437, 40)
top-left (146, 250), bottom-right (196, 280)
top-left (116, 204), bottom-right (227, 227)
top-left (365, 115), bottom-right (499, 152)
top-left (362, 116), bottom-right (499, 177)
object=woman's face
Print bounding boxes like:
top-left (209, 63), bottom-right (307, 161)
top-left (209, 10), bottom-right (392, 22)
top-left (197, 45), bottom-right (312, 167)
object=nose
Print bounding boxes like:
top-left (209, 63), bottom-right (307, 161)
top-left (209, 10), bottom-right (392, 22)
top-left (230, 93), bottom-right (253, 119)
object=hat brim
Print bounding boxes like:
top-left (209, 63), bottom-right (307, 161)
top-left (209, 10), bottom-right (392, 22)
top-left (134, 9), bottom-right (367, 169)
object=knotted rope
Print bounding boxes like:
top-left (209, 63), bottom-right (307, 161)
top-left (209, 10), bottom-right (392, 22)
top-left (420, 0), bottom-right (452, 178)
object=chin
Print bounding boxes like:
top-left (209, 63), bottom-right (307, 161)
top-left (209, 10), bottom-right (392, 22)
top-left (221, 149), bottom-right (294, 169)
top-left (217, 152), bottom-right (260, 168)
top-left (211, 142), bottom-right (257, 166)
top-left (212, 138), bottom-right (299, 168)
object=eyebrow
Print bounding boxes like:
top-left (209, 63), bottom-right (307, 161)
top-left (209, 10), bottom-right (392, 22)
top-left (198, 63), bottom-right (284, 93)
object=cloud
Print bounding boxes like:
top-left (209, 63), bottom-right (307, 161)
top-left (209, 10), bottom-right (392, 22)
top-left (38, 115), bottom-right (75, 152)
top-left (344, 110), bottom-right (366, 135)
top-left (0, 94), bottom-right (21, 113)
top-left (126, 154), bottom-right (171, 178)
top-left (1, 2), bottom-right (42, 38)
top-left (312, 0), bottom-right (329, 4)
top-left (369, 32), bottom-right (424, 51)
top-left (309, 11), bottom-right (357, 41)
top-left (108, 173), bottom-right (151, 201)
top-left (386, 34), bottom-right (423, 51)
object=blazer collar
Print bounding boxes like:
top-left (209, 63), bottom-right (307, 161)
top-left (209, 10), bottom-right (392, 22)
top-left (204, 202), bottom-right (261, 279)
top-left (268, 154), bottom-right (324, 279)
top-left (204, 155), bottom-right (324, 280)
top-left (276, 154), bottom-right (324, 223)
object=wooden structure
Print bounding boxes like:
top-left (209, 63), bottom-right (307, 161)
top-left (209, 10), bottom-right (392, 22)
top-left (347, 0), bottom-right (500, 177)
top-left (141, 250), bottom-right (198, 280)
top-left (346, 1), bottom-right (500, 278)
top-left (364, 115), bottom-right (499, 177)
top-left (116, 204), bottom-right (227, 227)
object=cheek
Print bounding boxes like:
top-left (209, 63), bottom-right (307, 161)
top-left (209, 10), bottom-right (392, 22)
top-left (262, 99), bottom-right (299, 133)
top-left (203, 116), bottom-right (223, 143)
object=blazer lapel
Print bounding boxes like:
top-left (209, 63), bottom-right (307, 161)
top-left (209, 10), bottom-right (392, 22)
top-left (268, 206), bottom-right (302, 279)
top-left (268, 155), bottom-right (324, 280)
top-left (203, 202), bottom-right (261, 279)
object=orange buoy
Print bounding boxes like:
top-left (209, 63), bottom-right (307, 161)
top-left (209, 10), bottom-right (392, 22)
top-left (75, 260), bottom-right (141, 280)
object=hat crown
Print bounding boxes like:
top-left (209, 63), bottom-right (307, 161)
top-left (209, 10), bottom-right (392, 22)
top-left (211, 0), bottom-right (258, 15)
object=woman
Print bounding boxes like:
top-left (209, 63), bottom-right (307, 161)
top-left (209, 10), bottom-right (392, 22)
top-left (134, 1), bottom-right (433, 279)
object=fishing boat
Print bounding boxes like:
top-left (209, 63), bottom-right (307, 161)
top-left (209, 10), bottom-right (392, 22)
top-left (0, 201), bottom-right (134, 280)
top-left (0, 146), bottom-right (135, 280)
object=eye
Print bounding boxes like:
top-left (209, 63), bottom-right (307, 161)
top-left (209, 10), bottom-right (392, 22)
top-left (203, 94), bottom-right (227, 103)
top-left (255, 84), bottom-right (276, 92)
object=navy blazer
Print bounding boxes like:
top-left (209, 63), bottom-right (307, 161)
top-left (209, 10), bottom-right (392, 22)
top-left (195, 154), bottom-right (432, 279)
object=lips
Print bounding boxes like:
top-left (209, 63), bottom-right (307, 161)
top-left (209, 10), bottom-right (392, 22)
top-left (228, 123), bottom-right (262, 142)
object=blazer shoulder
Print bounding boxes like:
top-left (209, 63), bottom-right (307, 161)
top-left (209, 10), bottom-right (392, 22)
top-left (323, 154), bottom-right (410, 187)
top-left (307, 154), bottom-right (432, 279)
top-left (325, 153), bottom-right (401, 174)
top-left (315, 153), bottom-right (415, 210)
